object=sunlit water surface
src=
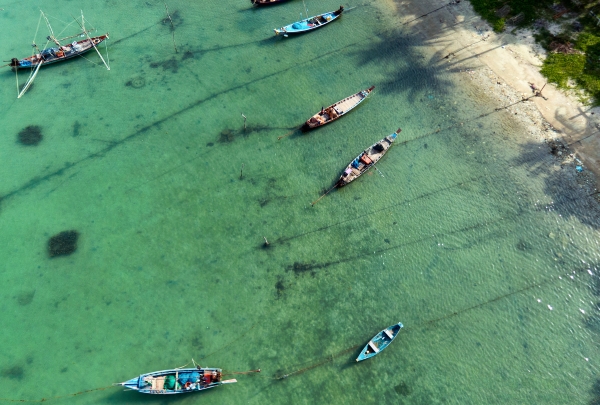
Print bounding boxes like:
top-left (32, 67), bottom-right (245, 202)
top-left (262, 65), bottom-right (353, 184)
top-left (0, 0), bottom-right (599, 404)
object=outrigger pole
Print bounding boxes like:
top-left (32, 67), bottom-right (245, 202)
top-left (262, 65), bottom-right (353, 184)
top-left (72, 11), bottom-right (110, 70)
top-left (17, 61), bottom-right (42, 98)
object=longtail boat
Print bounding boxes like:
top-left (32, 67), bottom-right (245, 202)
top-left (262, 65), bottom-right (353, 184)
top-left (3, 10), bottom-right (110, 98)
top-left (274, 6), bottom-right (343, 37)
top-left (251, 0), bottom-right (290, 5)
top-left (336, 129), bottom-right (401, 188)
top-left (302, 85), bottom-right (374, 131)
top-left (116, 365), bottom-right (237, 395)
top-left (7, 11), bottom-right (109, 70)
top-left (356, 322), bottom-right (403, 362)
top-left (9, 34), bottom-right (109, 70)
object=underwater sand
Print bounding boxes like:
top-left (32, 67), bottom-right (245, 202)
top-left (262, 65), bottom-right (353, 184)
top-left (0, 0), bottom-right (599, 403)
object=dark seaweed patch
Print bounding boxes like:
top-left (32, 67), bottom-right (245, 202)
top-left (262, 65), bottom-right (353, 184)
top-left (16, 290), bottom-right (35, 306)
top-left (275, 276), bottom-right (285, 299)
top-left (17, 125), bottom-right (43, 146)
top-left (285, 261), bottom-right (336, 276)
top-left (150, 58), bottom-right (178, 73)
top-left (516, 239), bottom-right (532, 251)
top-left (218, 129), bottom-right (235, 143)
top-left (1, 366), bottom-right (24, 380)
top-left (206, 142), bottom-right (214, 147)
top-left (162, 10), bottom-right (182, 29)
top-left (48, 230), bottom-right (79, 258)
top-left (182, 50), bottom-right (195, 60)
top-left (125, 76), bottom-right (146, 89)
top-left (394, 382), bottom-right (412, 396)
top-left (72, 121), bottom-right (81, 137)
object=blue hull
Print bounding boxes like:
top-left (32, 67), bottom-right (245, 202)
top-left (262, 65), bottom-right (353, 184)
top-left (274, 6), bottom-right (343, 36)
top-left (117, 367), bottom-right (233, 395)
top-left (356, 322), bottom-right (403, 361)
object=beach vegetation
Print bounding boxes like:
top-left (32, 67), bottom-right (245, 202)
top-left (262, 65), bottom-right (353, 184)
top-left (468, 0), bottom-right (556, 32)
top-left (469, 0), bottom-right (600, 104)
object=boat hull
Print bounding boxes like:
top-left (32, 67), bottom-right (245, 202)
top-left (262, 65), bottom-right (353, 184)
top-left (252, 0), bottom-right (289, 5)
top-left (336, 129), bottom-right (401, 188)
top-left (302, 85), bottom-right (374, 131)
top-left (11, 34), bottom-right (109, 70)
top-left (118, 367), bottom-right (230, 395)
top-left (356, 322), bottom-right (403, 362)
top-left (274, 6), bottom-right (343, 36)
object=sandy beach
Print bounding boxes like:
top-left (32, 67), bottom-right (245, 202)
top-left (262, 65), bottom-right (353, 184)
top-left (386, 0), bottom-right (600, 198)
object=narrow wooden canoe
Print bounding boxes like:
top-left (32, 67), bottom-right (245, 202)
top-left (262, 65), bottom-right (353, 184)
top-left (117, 367), bottom-right (236, 395)
top-left (356, 322), bottom-right (403, 362)
top-left (10, 34), bottom-right (109, 70)
top-left (251, 0), bottom-right (290, 5)
top-left (302, 85), bottom-right (374, 131)
top-left (336, 129), bottom-right (401, 188)
top-left (274, 6), bottom-right (343, 36)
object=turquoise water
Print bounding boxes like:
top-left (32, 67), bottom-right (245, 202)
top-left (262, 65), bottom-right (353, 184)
top-left (1, 0), bottom-right (599, 403)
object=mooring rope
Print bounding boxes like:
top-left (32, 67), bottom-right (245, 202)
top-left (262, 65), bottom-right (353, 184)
top-left (272, 265), bottom-right (593, 381)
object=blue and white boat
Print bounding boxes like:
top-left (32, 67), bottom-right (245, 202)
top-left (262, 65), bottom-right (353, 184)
top-left (356, 322), bottom-right (403, 362)
top-left (274, 6), bottom-right (344, 37)
top-left (116, 365), bottom-right (237, 395)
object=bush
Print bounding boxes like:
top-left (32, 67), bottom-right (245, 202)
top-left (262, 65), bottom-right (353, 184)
top-left (493, 18), bottom-right (505, 32)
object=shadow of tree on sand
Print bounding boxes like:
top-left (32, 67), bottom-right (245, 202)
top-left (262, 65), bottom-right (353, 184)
top-left (349, 30), bottom-right (455, 102)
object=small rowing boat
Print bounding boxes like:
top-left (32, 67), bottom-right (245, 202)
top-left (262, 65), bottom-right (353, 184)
top-left (336, 129), bottom-right (401, 188)
top-left (117, 365), bottom-right (237, 395)
top-left (356, 322), bottom-right (403, 362)
top-left (274, 6), bottom-right (343, 37)
top-left (302, 86), bottom-right (374, 131)
top-left (251, 0), bottom-right (290, 5)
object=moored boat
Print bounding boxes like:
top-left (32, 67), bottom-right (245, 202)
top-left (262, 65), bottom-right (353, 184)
top-left (5, 10), bottom-right (109, 71)
top-left (117, 366), bottom-right (237, 395)
top-left (302, 85), bottom-right (374, 131)
top-left (274, 6), bottom-right (343, 36)
top-left (251, 0), bottom-right (290, 5)
top-left (10, 34), bottom-right (109, 70)
top-left (336, 129), bottom-right (401, 188)
top-left (356, 322), bottom-right (403, 362)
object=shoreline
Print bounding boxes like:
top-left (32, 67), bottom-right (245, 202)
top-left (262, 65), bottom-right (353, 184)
top-left (386, 0), bottom-right (600, 197)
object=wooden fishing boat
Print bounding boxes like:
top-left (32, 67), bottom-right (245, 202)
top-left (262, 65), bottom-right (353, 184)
top-left (251, 0), bottom-right (290, 6)
top-left (356, 322), bottom-right (403, 362)
top-left (336, 129), bottom-right (401, 188)
top-left (117, 366), bottom-right (237, 395)
top-left (9, 34), bottom-right (109, 70)
top-left (6, 11), bottom-right (109, 70)
top-left (274, 6), bottom-right (343, 36)
top-left (302, 86), bottom-right (374, 131)
top-left (3, 11), bottom-right (110, 98)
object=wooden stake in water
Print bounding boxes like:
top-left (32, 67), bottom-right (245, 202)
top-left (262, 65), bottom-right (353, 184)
top-left (242, 113), bottom-right (247, 130)
top-left (164, 3), bottom-right (178, 53)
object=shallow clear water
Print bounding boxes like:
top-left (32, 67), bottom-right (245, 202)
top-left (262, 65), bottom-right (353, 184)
top-left (1, 0), bottom-right (599, 404)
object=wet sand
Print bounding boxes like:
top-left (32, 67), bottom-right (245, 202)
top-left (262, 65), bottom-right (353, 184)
top-left (386, 0), bottom-right (600, 196)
